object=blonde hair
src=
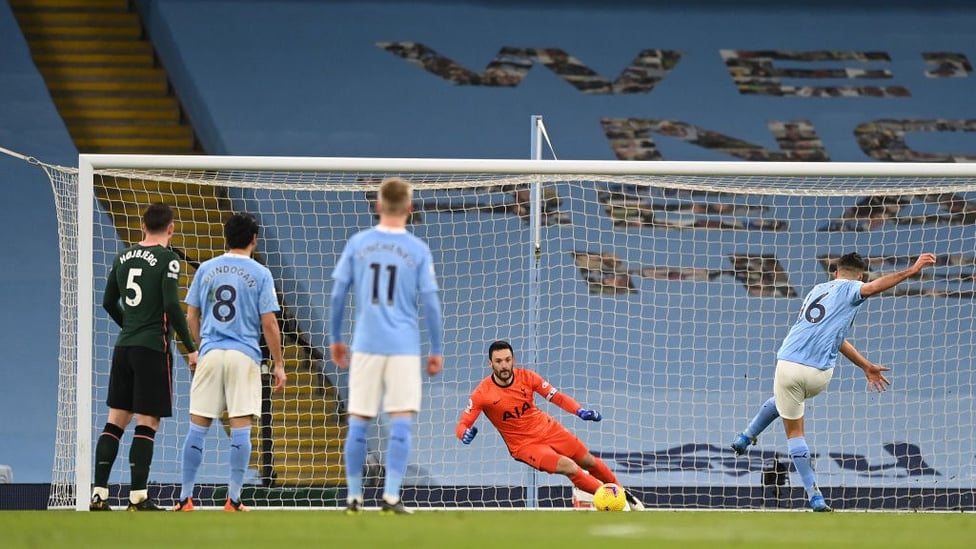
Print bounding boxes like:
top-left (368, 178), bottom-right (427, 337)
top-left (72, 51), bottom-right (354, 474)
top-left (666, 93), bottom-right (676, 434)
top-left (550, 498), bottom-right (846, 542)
top-left (378, 177), bottom-right (413, 216)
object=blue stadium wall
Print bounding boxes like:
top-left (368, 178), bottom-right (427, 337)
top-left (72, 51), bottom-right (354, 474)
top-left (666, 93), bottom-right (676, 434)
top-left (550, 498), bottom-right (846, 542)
top-left (1, 0), bottom-right (974, 508)
top-left (0, 0), bottom-right (76, 489)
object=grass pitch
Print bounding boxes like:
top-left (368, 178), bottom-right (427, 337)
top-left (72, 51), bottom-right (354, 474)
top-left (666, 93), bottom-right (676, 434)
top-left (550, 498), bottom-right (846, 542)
top-left (1, 509), bottom-right (973, 548)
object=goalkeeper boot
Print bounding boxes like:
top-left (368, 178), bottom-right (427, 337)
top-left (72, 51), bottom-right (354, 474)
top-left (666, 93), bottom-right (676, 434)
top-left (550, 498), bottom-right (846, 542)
top-left (89, 494), bottom-right (111, 511)
top-left (126, 499), bottom-right (165, 511)
top-left (572, 487), bottom-right (594, 509)
top-left (380, 497), bottom-right (414, 515)
top-left (223, 498), bottom-right (250, 512)
top-left (730, 433), bottom-right (757, 456)
top-left (623, 489), bottom-right (646, 511)
top-left (173, 497), bottom-right (195, 512)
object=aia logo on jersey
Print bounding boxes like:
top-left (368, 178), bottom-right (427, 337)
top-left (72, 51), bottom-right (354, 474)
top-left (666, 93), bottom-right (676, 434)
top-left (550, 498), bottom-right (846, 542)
top-left (502, 401), bottom-right (533, 421)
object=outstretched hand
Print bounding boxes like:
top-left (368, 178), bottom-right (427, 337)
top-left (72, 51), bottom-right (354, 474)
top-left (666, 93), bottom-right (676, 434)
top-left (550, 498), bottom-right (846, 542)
top-left (576, 408), bottom-right (602, 422)
top-left (461, 426), bottom-right (478, 444)
top-left (863, 362), bottom-right (891, 393)
top-left (912, 253), bottom-right (937, 273)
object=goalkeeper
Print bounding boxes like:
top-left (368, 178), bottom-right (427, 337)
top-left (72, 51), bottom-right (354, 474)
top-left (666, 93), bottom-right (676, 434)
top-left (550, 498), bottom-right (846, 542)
top-left (456, 340), bottom-right (643, 510)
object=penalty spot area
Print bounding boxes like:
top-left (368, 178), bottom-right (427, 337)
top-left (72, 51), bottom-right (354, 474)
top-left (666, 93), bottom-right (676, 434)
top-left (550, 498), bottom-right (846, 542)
top-left (588, 524), bottom-right (649, 538)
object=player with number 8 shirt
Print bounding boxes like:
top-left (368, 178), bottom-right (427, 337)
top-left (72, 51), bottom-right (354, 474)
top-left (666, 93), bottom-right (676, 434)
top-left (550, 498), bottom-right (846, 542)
top-left (176, 212), bottom-right (286, 512)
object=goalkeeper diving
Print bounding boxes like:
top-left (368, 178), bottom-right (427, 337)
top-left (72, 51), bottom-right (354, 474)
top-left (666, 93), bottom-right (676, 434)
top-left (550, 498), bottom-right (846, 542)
top-left (455, 340), bottom-right (644, 510)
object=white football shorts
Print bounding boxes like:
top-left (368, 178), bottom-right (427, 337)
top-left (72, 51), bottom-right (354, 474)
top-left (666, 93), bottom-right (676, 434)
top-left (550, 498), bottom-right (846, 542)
top-left (347, 352), bottom-right (422, 417)
top-left (773, 359), bottom-right (834, 420)
top-left (189, 348), bottom-right (262, 419)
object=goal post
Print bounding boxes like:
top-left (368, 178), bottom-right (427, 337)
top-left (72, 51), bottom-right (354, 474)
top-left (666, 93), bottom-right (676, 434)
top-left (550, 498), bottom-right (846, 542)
top-left (41, 154), bottom-right (976, 510)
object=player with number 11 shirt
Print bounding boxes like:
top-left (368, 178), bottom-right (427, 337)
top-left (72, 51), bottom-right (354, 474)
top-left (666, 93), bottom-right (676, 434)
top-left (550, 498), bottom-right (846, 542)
top-left (330, 176), bottom-right (444, 514)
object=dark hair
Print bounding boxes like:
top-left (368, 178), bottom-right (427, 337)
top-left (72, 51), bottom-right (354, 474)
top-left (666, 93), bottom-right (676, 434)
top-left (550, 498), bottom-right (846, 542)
top-left (143, 203), bottom-right (173, 233)
top-left (488, 340), bottom-right (513, 359)
top-left (835, 252), bottom-right (868, 273)
top-left (224, 212), bottom-right (259, 250)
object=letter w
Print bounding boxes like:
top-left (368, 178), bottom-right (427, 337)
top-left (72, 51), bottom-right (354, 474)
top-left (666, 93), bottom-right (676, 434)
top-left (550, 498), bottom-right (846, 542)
top-left (376, 42), bottom-right (681, 95)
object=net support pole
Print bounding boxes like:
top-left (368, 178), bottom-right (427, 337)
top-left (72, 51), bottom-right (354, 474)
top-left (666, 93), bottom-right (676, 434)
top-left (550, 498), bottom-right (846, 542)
top-left (525, 115), bottom-right (545, 509)
top-left (76, 156), bottom-right (94, 511)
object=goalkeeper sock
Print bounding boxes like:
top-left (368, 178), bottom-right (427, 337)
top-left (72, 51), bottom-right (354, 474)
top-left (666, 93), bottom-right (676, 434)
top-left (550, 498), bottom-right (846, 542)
top-left (743, 396), bottom-right (780, 438)
top-left (383, 416), bottom-right (412, 502)
top-left (568, 468), bottom-right (602, 494)
top-left (180, 423), bottom-right (208, 501)
top-left (344, 416), bottom-right (369, 500)
top-left (585, 457), bottom-right (619, 485)
top-left (93, 423), bottom-right (124, 488)
top-left (129, 425), bottom-right (156, 496)
top-left (788, 436), bottom-right (818, 497)
top-left (228, 426), bottom-right (252, 503)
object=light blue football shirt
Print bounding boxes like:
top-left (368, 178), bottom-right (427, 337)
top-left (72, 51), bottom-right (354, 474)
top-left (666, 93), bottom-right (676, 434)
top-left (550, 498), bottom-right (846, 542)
top-left (185, 253), bottom-right (280, 365)
top-left (777, 278), bottom-right (866, 371)
top-left (330, 226), bottom-right (439, 356)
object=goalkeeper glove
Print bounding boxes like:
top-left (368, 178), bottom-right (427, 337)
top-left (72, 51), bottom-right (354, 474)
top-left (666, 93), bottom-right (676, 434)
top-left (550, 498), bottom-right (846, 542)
top-left (576, 408), bottom-right (602, 422)
top-left (461, 426), bottom-right (478, 444)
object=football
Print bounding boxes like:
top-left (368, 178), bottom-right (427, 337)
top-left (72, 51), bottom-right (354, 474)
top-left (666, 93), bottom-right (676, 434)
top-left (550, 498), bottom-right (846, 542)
top-left (591, 482), bottom-right (627, 511)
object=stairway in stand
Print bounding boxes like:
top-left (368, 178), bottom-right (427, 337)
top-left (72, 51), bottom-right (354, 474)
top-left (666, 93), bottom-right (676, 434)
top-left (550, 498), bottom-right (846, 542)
top-left (11, 0), bottom-right (346, 489)
top-left (10, 0), bottom-right (196, 154)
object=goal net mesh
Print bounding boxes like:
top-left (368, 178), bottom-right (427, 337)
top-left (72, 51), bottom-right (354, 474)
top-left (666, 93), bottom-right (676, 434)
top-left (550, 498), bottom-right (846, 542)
top-left (45, 159), bottom-right (976, 510)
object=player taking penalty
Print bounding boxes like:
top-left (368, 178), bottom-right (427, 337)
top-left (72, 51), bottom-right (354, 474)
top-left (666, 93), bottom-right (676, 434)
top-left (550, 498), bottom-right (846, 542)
top-left (730, 251), bottom-right (937, 512)
top-left (456, 340), bottom-right (643, 510)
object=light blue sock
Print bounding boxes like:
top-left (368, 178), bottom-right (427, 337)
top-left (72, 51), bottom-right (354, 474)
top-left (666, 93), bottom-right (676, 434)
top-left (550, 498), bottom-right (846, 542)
top-left (743, 397), bottom-right (780, 438)
top-left (788, 436), bottom-right (818, 498)
top-left (228, 426), bottom-right (252, 502)
top-left (180, 423), bottom-right (208, 501)
top-left (383, 416), bottom-right (412, 502)
top-left (345, 416), bottom-right (369, 500)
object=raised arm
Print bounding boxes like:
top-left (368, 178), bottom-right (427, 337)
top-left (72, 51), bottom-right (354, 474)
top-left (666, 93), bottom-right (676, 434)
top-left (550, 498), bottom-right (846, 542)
top-left (839, 339), bottom-right (891, 393)
top-left (533, 374), bottom-right (602, 422)
top-left (548, 390), bottom-right (583, 415)
top-left (859, 253), bottom-right (937, 298)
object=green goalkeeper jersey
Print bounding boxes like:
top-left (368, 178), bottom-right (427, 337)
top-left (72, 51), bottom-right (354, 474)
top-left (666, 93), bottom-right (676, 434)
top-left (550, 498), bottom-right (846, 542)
top-left (102, 243), bottom-right (196, 354)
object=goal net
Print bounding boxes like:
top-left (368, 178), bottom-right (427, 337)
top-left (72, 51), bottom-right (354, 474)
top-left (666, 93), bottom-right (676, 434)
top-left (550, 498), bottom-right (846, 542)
top-left (44, 155), bottom-right (976, 511)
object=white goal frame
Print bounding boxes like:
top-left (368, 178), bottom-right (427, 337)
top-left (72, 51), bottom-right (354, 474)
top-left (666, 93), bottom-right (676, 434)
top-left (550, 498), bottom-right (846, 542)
top-left (71, 154), bottom-right (976, 511)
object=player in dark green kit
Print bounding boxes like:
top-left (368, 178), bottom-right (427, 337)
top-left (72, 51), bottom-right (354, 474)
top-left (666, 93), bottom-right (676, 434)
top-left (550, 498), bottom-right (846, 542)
top-left (89, 203), bottom-right (198, 511)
